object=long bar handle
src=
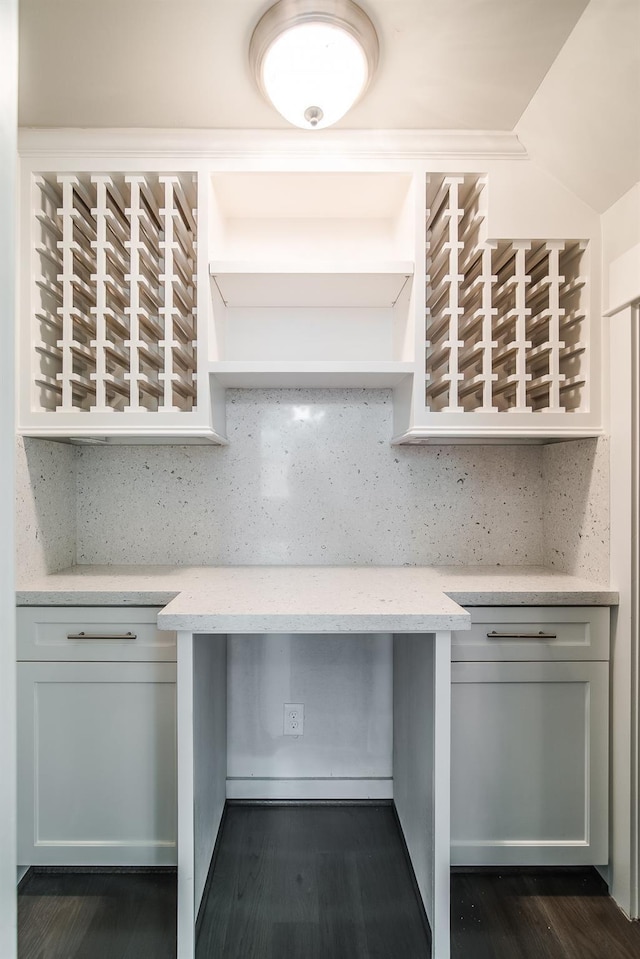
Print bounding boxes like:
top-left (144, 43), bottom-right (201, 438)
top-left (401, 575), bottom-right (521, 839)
top-left (487, 630), bottom-right (557, 639)
top-left (66, 631), bottom-right (137, 640)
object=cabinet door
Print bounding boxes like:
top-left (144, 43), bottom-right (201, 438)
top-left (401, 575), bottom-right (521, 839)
top-left (451, 660), bottom-right (608, 866)
top-left (18, 661), bottom-right (177, 866)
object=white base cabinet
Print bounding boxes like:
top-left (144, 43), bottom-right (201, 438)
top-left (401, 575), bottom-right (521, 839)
top-left (17, 608), bottom-right (177, 866)
top-left (450, 607), bottom-right (609, 866)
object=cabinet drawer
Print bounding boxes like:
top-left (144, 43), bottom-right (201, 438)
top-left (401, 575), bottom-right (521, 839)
top-left (17, 607), bottom-right (176, 662)
top-left (451, 606), bottom-right (609, 662)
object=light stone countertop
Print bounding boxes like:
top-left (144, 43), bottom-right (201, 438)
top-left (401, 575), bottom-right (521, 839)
top-left (16, 565), bottom-right (618, 633)
top-left (156, 567), bottom-right (470, 633)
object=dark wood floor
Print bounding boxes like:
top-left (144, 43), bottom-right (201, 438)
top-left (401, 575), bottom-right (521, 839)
top-left (196, 803), bottom-right (430, 959)
top-left (18, 869), bottom-right (177, 959)
top-left (452, 867), bottom-right (640, 959)
top-left (18, 803), bottom-right (640, 959)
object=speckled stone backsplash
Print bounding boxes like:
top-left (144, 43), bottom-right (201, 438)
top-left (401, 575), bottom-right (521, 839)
top-left (543, 437), bottom-right (609, 584)
top-left (16, 392), bottom-right (611, 575)
top-left (16, 435), bottom-right (76, 578)
top-left (72, 390), bottom-right (546, 567)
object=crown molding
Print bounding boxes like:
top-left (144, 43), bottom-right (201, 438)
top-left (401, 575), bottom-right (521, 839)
top-left (18, 127), bottom-right (528, 161)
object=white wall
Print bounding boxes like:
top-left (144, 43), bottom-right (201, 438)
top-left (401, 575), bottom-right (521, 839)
top-left (602, 181), bottom-right (640, 313)
top-left (516, 0), bottom-right (640, 214)
top-left (227, 632), bottom-right (392, 797)
top-left (1, 0), bottom-right (17, 955)
top-left (602, 182), bottom-right (640, 267)
top-left (603, 180), bottom-right (640, 916)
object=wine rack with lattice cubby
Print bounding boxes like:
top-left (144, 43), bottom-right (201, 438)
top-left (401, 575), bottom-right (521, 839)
top-left (424, 174), bottom-right (590, 425)
top-left (21, 170), bottom-right (224, 444)
top-left (18, 141), bottom-right (602, 445)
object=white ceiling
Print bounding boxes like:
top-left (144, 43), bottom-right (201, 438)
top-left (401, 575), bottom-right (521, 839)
top-left (515, 0), bottom-right (640, 213)
top-left (17, 0), bottom-right (640, 212)
top-left (18, 0), bottom-right (589, 129)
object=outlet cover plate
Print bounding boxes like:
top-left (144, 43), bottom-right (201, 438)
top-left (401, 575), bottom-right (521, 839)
top-left (284, 702), bottom-right (304, 736)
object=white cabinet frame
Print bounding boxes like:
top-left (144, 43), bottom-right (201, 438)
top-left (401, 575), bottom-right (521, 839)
top-left (608, 299), bottom-right (640, 917)
top-left (177, 629), bottom-right (453, 959)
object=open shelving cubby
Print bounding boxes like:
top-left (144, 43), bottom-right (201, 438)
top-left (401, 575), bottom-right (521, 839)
top-left (207, 171), bottom-right (417, 389)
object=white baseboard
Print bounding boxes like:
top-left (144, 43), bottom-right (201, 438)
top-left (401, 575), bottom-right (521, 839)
top-left (17, 866), bottom-right (29, 885)
top-left (226, 778), bottom-right (393, 801)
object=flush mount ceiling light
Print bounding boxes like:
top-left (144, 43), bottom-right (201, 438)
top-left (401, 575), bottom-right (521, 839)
top-left (249, 0), bottom-right (379, 130)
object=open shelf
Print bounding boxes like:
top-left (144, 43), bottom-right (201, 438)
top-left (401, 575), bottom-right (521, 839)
top-left (207, 171), bottom-right (418, 391)
top-left (392, 424), bottom-right (604, 445)
top-left (209, 360), bottom-right (414, 388)
top-left (17, 423), bottom-right (227, 445)
top-left (209, 262), bottom-right (414, 309)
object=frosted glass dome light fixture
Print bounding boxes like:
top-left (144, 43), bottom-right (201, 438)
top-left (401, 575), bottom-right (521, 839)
top-left (249, 0), bottom-right (379, 130)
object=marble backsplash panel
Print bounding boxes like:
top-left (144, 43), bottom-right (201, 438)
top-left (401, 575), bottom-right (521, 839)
top-left (16, 435), bottom-right (76, 579)
top-left (74, 390), bottom-right (545, 567)
top-left (542, 436), bottom-right (609, 584)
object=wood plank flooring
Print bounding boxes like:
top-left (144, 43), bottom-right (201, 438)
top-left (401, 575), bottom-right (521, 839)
top-left (18, 869), bottom-right (176, 959)
top-left (18, 803), bottom-right (640, 959)
top-left (451, 867), bottom-right (640, 959)
top-left (196, 803), bottom-right (430, 959)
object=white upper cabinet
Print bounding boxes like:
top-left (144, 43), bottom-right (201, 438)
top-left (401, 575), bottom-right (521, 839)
top-left (16, 132), bottom-right (603, 444)
top-left (18, 160), bottom-right (226, 445)
top-left (393, 171), bottom-right (602, 444)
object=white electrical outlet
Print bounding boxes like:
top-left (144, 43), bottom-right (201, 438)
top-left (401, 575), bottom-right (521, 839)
top-left (283, 702), bottom-right (304, 736)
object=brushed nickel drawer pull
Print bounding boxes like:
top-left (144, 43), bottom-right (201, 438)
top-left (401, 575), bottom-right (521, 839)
top-left (66, 631), bottom-right (138, 640)
top-left (486, 630), bottom-right (557, 639)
